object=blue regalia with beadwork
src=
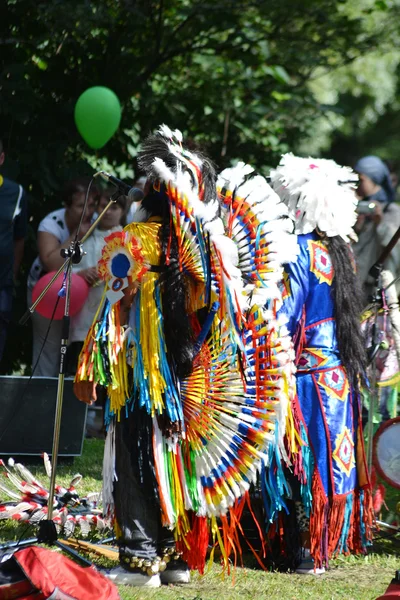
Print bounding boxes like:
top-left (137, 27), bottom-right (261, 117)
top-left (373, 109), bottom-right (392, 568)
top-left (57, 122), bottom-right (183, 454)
top-left (271, 154), bottom-right (373, 568)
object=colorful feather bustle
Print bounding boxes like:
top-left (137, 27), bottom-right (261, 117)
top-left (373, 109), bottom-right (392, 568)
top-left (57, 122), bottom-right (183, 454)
top-left (74, 126), bottom-right (300, 570)
top-left (217, 162), bottom-right (299, 462)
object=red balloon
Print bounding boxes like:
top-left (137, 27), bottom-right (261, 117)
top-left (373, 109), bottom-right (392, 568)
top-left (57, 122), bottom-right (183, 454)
top-left (32, 271), bottom-right (90, 320)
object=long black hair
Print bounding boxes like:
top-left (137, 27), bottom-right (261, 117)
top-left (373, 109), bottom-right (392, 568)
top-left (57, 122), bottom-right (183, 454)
top-left (325, 235), bottom-right (368, 389)
top-left (138, 132), bottom-right (218, 380)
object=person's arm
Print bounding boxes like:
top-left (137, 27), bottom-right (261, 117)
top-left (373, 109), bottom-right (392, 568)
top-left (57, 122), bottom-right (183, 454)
top-left (375, 205), bottom-right (400, 275)
top-left (376, 204), bottom-right (400, 247)
top-left (37, 230), bottom-right (74, 272)
top-left (76, 266), bottom-right (99, 286)
top-left (38, 227), bottom-right (93, 272)
top-left (120, 282), bottom-right (138, 325)
top-left (38, 216), bottom-right (94, 273)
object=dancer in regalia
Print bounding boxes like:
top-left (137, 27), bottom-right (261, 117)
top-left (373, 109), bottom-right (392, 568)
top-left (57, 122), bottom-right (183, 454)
top-left (74, 128), bottom-right (299, 586)
top-left (270, 154), bottom-right (374, 574)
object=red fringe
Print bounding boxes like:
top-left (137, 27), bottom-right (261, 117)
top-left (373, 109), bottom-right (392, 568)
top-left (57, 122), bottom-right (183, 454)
top-left (309, 472), bottom-right (329, 568)
top-left (293, 307), bottom-right (306, 365)
top-left (309, 473), bottom-right (374, 568)
top-left (178, 514), bottom-right (209, 574)
top-left (227, 493), bottom-right (268, 571)
top-left (327, 494), bottom-right (349, 557)
top-left (373, 484), bottom-right (386, 515)
top-left (362, 485), bottom-right (374, 546)
top-left (213, 493), bottom-right (268, 574)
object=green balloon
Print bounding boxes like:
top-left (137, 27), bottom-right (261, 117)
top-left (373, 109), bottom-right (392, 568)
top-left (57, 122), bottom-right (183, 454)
top-left (74, 86), bottom-right (121, 149)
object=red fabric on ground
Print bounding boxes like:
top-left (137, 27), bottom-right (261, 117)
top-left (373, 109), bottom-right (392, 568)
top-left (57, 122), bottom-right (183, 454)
top-left (375, 581), bottom-right (400, 600)
top-left (13, 546), bottom-right (119, 600)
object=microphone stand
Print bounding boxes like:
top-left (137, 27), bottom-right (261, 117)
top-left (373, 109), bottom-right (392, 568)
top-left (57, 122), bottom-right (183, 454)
top-left (6, 193), bottom-right (121, 564)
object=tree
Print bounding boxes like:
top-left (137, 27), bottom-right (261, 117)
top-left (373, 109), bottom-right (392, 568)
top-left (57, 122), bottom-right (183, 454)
top-left (0, 0), bottom-right (395, 372)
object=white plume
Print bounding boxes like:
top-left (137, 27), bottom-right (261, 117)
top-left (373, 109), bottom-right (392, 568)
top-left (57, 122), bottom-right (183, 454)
top-left (270, 153), bottom-right (358, 241)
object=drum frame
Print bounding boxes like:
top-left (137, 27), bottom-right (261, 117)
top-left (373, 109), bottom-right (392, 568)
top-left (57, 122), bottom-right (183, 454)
top-left (373, 416), bottom-right (400, 490)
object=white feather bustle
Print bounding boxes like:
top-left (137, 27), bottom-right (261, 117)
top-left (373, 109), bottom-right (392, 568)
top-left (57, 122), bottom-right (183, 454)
top-left (270, 153), bottom-right (358, 242)
top-left (217, 162), bottom-right (299, 467)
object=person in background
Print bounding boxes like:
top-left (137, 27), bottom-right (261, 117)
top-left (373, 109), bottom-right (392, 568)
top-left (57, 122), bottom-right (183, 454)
top-left (0, 137), bottom-right (28, 365)
top-left (27, 177), bottom-right (99, 377)
top-left (354, 157), bottom-right (400, 423)
top-left (353, 155), bottom-right (400, 301)
top-left (67, 190), bottom-right (126, 373)
top-left (385, 159), bottom-right (399, 200)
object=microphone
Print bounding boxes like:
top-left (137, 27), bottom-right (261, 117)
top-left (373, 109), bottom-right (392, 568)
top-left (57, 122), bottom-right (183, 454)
top-left (94, 171), bottom-right (144, 202)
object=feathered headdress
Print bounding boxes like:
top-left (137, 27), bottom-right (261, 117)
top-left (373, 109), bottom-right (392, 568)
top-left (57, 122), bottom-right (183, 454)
top-left (138, 125), bottom-right (246, 345)
top-left (270, 153), bottom-right (358, 241)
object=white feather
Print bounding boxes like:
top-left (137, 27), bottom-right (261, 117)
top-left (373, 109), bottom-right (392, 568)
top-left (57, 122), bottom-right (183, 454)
top-left (270, 153), bottom-right (358, 241)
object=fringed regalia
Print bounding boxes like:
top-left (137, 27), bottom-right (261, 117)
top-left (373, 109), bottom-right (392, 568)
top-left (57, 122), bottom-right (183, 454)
top-left (279, 233), bottom-right (372, 566)
top-left (75, 129), bottom-right (299, 574)
top-left (270, 154), bottom-right (374, 569)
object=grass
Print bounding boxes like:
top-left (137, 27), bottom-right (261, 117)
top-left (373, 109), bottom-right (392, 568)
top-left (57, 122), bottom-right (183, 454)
top-left (1, 439), bottom-right (399, 600)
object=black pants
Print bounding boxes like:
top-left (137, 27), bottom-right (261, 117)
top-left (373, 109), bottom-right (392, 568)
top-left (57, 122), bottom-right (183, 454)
top-left (0, 287), bottom-right (12, 366)
top-left (113, 405), bottom-right (174, 562)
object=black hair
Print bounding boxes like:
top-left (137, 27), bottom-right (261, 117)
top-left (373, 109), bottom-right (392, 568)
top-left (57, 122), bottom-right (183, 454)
top-left (160, 202), bottom-right (196, 379)
top-left (139, 132), bottom-right (218, 208)
top-left (61, 176), bottom-right (100, 206)
top-left (326, 235), bottom-right (368, 389)
top-left (135, 185), bottom-right (195, 379)
top-left (137, 132), bottom-right (219, 379)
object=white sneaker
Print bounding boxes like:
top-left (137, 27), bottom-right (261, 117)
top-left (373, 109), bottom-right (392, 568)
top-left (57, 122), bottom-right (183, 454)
top-left (295, 563), bottom-right (326, 575)
top-left (295, 549), bottom-right (325, 575)
top-left (106, 566), bottom-right (161, 587)
top-left (160, 566), bottom-right (190, 584)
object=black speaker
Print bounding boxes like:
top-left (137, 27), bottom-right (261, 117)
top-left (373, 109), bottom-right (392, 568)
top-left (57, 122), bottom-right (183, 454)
top-left (0, 376), bottom-right (87, 456)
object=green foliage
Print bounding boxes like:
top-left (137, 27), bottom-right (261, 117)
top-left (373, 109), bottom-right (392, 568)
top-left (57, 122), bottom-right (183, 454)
top-left (0, 0), bottom-right (397, 371)
top-left (1, 0), bottom-right (388, 187)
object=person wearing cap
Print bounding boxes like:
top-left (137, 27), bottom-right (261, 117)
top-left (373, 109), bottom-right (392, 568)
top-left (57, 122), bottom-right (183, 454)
top-left (353, 155), bottom-right (400, 301)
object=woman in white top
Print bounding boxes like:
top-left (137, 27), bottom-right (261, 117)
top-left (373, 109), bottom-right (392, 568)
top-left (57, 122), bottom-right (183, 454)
top-left (66, 190), bottom-right (127, 374)
top-left (28, 177), bottom-right (99, 377)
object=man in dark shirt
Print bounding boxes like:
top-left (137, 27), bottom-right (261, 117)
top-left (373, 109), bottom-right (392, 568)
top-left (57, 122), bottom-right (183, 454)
top-left (0, 138), bottom-right (28, 363)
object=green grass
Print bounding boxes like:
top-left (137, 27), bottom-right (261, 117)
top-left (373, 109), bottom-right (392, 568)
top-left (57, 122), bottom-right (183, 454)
top-left (1, 439), bottom-right (399, 600)
top-left (115, 555), bottom-right (399, 600)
